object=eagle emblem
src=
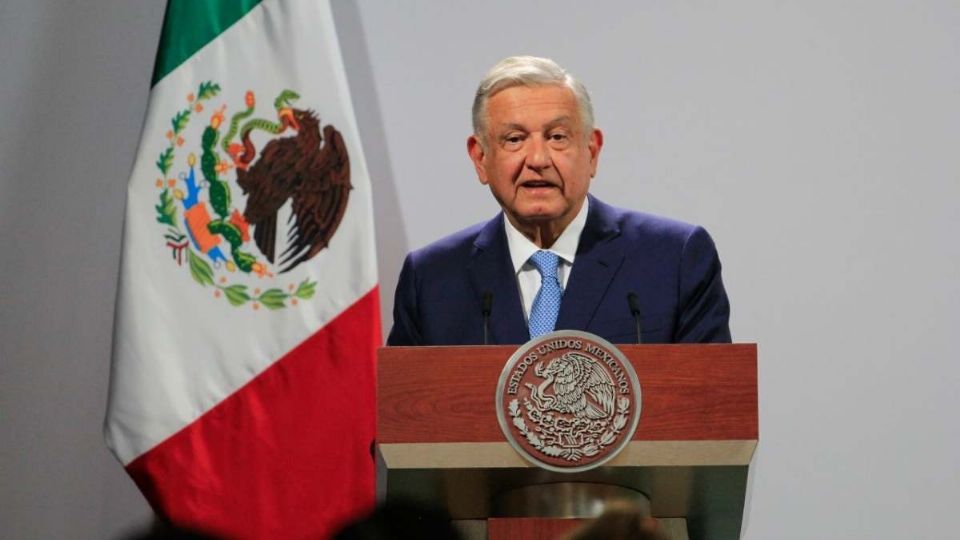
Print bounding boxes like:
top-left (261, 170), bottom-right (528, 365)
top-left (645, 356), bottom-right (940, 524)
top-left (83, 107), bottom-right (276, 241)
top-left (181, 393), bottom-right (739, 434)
top-left (151, 81), bottom-right (350, 310)
top-left (496, 331), bottom-right (641, 473)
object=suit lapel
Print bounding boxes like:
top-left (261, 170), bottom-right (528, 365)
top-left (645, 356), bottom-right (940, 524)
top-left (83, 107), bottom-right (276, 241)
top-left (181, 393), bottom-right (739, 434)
top-left (468, 215), bottom-right (529, 344)
top-left (556, 196), bottom-right (625, 332)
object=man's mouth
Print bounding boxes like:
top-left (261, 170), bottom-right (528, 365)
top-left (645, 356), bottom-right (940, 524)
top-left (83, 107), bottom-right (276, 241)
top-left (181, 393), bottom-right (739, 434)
top-left (519, 180), bottom-right (556, 189)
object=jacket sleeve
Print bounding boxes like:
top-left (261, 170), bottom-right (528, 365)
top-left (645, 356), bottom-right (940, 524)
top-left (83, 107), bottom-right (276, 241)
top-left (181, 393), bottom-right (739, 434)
top-left (675, 226), bottom-right (732, 343)
top-left (386, 253), bottom-right (423, 346)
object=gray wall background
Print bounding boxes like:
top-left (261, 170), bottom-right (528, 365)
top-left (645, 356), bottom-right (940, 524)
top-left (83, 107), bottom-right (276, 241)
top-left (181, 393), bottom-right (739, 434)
top-left (2, 1), bottom-right (958, 538)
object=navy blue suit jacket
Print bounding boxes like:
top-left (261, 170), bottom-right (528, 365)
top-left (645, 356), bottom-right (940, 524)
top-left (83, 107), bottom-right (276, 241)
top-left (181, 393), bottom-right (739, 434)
top-left (387, 196), bottom-right (731, 345)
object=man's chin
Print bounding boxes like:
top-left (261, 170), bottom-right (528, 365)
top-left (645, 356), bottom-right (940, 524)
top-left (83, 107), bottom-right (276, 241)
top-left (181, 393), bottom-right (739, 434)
top-left (506, 208), bottom-right (568, 228)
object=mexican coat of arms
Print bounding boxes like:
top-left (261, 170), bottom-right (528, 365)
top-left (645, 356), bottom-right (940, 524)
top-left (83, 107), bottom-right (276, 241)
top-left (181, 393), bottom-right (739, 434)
top-left (496, 330), bottom-right (642, 473)
top-left (151, 81), bottom-right (350, 310)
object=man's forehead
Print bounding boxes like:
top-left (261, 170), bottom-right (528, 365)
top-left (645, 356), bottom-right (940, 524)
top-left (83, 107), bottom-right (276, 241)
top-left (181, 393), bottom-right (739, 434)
top-left (487, 86), bottom-right (579, 126)
top-left (488, 83), bottom-right (576, 108)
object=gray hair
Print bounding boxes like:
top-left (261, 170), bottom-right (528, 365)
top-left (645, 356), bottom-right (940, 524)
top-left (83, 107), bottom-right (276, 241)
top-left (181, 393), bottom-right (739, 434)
top-left (471, 56), bottom-right (594, 145)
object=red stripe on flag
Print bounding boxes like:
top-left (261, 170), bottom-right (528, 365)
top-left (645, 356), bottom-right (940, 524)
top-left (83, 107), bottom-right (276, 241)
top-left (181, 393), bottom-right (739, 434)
top-left (127, 287), bottom-right (381, 539)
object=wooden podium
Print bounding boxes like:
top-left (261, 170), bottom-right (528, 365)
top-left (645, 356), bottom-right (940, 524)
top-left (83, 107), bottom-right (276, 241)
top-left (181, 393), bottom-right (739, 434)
top-left (376, 344), bottom-right (757, 540)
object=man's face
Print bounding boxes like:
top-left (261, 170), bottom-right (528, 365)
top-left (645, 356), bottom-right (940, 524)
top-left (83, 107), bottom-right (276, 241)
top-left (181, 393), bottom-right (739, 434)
top-left (468, 84), bottom-right (603, 233)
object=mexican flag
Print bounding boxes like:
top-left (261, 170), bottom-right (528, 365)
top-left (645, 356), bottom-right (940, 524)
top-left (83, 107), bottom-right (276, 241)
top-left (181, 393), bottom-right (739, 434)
top-left (104, 1), bottom-right (380, 537)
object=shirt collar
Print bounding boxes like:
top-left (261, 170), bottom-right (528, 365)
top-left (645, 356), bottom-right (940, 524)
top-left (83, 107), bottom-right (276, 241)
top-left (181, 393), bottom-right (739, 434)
top-left (504, 197), bottom-right (589, 273)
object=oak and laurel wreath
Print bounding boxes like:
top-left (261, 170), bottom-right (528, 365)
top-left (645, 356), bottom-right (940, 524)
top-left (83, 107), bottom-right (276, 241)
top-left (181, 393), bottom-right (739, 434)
top-left (508, 396), bottom-right (630, 462)
top-left (153, 80), bottom-right (317, 309)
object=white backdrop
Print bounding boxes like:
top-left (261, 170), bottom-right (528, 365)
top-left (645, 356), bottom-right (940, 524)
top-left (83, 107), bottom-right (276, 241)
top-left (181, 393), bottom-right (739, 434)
top-left (1, 1), bottom-right (958, 538)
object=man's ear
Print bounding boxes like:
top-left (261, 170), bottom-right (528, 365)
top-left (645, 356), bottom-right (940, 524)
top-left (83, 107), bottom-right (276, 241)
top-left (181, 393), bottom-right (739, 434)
top-left (467, 135), bottom-right (489, 185)
top-left (588, 128), bottom-right (604, 177)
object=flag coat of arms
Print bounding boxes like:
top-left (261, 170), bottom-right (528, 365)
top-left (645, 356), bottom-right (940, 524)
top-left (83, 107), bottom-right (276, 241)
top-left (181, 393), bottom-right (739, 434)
top-left (105, 1), bottom-right (380, 537)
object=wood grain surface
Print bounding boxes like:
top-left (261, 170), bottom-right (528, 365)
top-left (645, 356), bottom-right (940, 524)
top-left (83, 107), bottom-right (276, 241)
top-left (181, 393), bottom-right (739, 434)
top-left (487, 517), bottom-right (584, 540)
top-left (377, 344), bottom-right (757, 444)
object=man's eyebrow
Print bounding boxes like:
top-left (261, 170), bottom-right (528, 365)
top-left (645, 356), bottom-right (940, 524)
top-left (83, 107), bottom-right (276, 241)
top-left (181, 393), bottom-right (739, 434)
top-left (543, 116), bottom-right (574, 130)
top-left (495, 116), bottom-right (574, 133)
top-left (496, 123), bottom-right (528, 133)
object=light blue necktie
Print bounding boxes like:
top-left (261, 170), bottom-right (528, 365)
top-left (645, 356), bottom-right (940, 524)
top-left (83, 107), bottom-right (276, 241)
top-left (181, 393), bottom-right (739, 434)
top-left (528, 250), bottom-right (562, 338)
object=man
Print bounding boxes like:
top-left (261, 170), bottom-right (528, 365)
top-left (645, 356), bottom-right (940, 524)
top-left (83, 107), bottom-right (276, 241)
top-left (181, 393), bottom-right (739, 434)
top-left (388, 56), bottom-right (730, 346)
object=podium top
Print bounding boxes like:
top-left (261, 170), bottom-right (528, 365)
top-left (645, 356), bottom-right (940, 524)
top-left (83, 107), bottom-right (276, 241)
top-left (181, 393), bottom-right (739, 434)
top-left (378, 344), bottom-right (757, 446)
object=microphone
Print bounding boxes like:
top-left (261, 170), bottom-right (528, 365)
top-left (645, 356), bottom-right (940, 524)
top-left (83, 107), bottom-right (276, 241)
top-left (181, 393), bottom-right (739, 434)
top-left (626, 292), bottom-right (642, 345)
top-left (481, 291), bottom-right (493, 345)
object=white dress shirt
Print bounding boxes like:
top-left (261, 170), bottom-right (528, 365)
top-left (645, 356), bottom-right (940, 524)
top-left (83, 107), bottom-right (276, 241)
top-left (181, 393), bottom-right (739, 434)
top-left (503, 198), bottom-right (589, 323)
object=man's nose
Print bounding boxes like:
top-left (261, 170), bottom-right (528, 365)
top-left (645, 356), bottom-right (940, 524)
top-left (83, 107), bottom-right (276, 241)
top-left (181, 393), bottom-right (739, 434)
top-left (525, 135), bottom-right (551, 171)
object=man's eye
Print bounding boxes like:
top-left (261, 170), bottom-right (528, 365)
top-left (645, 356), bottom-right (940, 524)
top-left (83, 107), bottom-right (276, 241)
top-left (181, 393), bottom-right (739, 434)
top-left (504, 135), bottom-right (523, 145)
top-left (549, 133), bottom-right (569, 141)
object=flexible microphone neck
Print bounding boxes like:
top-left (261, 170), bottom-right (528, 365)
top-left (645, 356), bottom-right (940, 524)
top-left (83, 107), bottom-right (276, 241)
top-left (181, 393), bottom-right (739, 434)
top-left (481, 291), bottom-right (493, 345)
top-left (627, 292), bottom-right (642, 345)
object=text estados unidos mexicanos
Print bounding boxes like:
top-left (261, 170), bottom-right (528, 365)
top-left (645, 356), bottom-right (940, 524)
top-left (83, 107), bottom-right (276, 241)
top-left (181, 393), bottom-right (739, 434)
top-left (506, 340), bottom-right (631, 396)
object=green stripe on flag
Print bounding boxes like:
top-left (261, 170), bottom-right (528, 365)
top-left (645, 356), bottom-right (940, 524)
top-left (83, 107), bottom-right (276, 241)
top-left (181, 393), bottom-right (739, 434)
top-left (152, 0), bottom-right (262, 86)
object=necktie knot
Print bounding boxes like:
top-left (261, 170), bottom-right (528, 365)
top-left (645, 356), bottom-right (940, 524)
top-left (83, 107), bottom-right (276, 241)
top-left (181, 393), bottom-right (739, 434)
top-left (529, 250), bottom-right (559, 279)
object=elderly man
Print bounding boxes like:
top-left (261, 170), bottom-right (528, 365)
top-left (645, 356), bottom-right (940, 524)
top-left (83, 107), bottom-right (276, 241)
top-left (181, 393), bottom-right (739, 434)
top-left (387, 56), bottom-right (731, 346)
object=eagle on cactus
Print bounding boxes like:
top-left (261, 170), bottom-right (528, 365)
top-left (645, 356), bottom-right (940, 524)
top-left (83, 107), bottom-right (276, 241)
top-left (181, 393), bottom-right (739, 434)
top-left (233, 93), bottom-right (352, 273)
